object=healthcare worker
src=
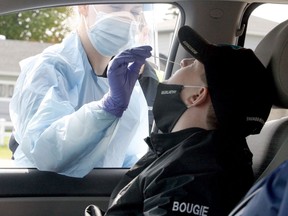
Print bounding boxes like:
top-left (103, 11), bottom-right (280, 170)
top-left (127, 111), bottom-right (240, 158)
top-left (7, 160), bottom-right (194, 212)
top-left (9, 4), bottom-right (152, 178)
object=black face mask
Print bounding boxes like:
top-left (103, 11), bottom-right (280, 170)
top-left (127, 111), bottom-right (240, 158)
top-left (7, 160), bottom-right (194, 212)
top-left (152, 83), bottom-right (188, 133)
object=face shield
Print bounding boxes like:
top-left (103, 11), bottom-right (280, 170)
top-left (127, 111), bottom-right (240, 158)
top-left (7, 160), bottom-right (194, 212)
top-left (137, 4), bottom-right (160, 71)
top-left (84, 4), bottom-right (160, 67)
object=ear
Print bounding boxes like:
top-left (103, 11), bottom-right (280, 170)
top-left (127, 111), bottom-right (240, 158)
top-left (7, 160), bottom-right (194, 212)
top-left (78, 5), bottom-right (89, 17)
top-left (186, 87), bottom-right (208, 107)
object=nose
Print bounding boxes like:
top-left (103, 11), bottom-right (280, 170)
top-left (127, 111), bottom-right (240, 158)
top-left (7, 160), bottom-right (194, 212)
top-left (180, 58), bottom-right (195, 67)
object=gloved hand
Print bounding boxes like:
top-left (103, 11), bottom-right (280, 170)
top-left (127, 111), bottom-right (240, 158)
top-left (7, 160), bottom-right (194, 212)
top-left (101, 45), bottom-right (152, 117)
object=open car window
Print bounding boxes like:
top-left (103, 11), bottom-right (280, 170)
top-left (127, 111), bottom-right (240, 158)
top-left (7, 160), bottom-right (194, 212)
top-left (245, 3), bottom-right (288, 50)
top-left (0, 4), bottom-right (180, 167)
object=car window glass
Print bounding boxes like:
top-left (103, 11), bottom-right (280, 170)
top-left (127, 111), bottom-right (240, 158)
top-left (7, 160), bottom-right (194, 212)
top-left (245, 3), bottom-right (288, 121)
top-left (0, 4), bottom-right (180, 166)
top-left (245, 3), bottom-right (288, 50)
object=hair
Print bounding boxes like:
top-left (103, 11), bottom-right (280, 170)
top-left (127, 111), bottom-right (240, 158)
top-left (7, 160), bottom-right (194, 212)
top-left (200, 72), bottom-right (219, 129)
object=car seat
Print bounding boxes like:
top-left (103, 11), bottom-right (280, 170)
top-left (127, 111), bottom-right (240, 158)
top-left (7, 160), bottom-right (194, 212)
top-left (246, 19), bottom-right (288, 181)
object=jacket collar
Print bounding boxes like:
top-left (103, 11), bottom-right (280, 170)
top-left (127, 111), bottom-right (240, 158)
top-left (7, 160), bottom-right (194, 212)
top-left (145, 128), bottom-right (205, 156)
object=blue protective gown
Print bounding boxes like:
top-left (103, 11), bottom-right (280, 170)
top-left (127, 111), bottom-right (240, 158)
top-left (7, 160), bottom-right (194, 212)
top-left (9, 32), bottom-right (149, 178)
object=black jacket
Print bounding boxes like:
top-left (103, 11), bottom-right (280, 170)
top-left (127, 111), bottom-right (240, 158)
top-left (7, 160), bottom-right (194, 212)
top-left (102, 128), bottom-right (254, 215)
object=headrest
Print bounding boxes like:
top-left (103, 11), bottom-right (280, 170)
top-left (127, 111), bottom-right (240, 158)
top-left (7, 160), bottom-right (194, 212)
top-left (255, 20), bottom-right (288, 108)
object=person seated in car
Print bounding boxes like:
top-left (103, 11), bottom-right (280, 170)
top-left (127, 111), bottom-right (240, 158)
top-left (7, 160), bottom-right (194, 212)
top-left (85, 25), bottom-right (274, 215)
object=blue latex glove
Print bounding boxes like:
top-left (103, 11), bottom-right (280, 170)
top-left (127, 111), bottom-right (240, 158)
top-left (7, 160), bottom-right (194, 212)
top-left (102, 45), bottom-right (152, 117)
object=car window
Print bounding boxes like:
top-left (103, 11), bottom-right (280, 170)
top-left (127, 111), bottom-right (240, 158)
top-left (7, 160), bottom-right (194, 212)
top-left (245, 3), bottom-right (288, 121)
top-left (245, 3), bottom-right (288, 50)
top-left (0, 4), bottom-right (180, 167)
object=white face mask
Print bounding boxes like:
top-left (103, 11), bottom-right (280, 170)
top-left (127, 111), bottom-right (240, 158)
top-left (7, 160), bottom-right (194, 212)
top-left (85, 7), bottom-right (139, 57)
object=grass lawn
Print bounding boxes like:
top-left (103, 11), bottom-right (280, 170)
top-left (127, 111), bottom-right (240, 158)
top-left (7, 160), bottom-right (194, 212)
top-left (0, 136), bottom-right (12, 159)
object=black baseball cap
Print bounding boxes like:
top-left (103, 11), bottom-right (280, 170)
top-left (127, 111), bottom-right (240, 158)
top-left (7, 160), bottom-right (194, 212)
top-left (178, 25), bottom-right (273, 137)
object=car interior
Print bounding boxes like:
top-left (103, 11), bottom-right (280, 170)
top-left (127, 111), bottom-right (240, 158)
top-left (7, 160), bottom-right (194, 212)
top-left (246, 19), bottom-right (288, 181)
top-left (0, 0), bottom-right (288, 215)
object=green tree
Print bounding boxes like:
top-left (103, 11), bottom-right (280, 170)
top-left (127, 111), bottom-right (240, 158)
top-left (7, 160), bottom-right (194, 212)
top-left (0, 7), bottom-right (73, 43)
